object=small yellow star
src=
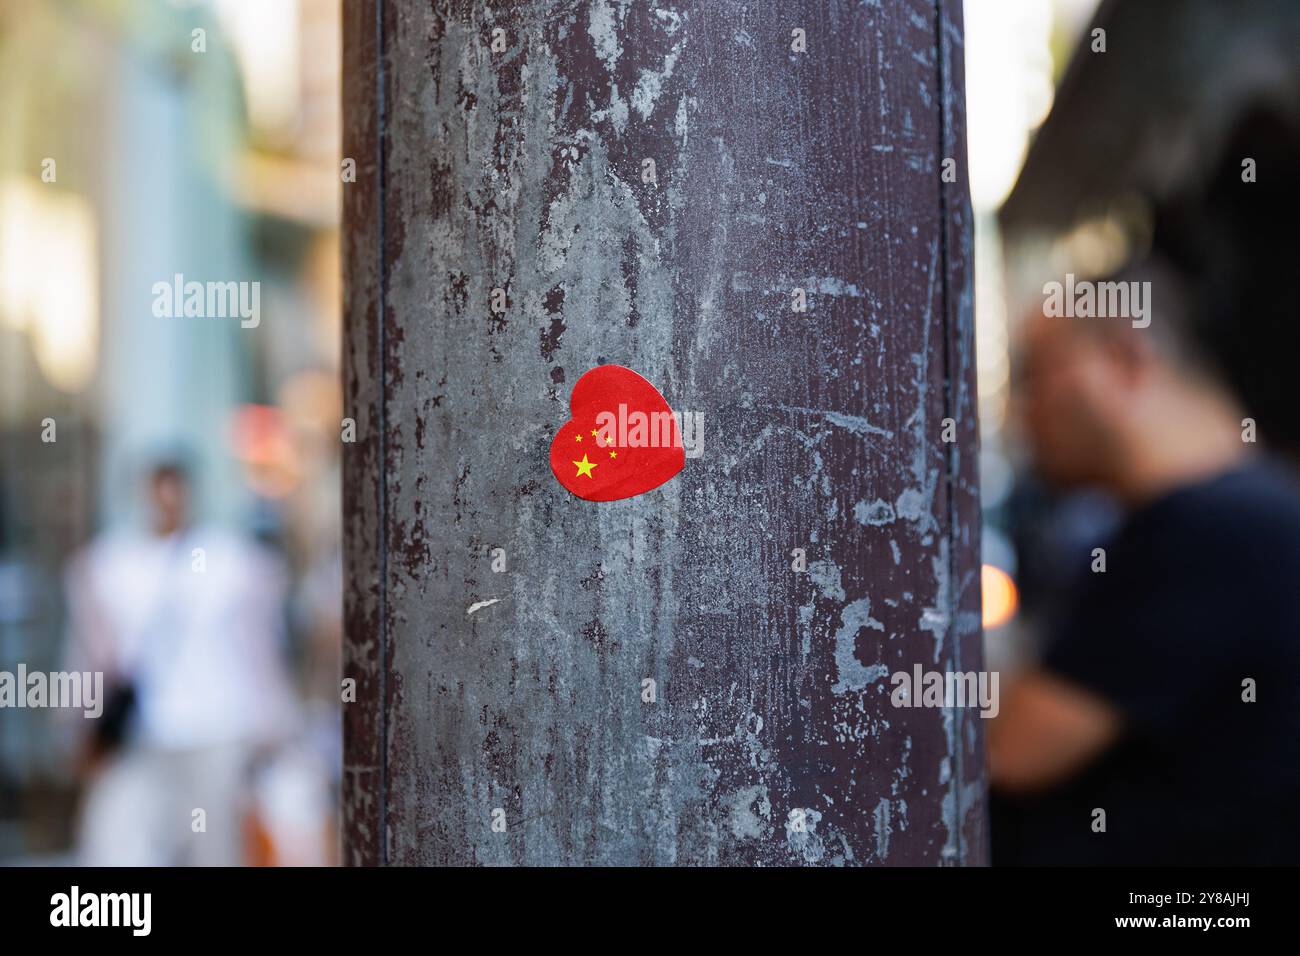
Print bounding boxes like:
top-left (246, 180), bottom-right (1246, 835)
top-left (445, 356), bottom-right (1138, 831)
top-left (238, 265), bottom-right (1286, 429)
top-left (609, 450), bottom-right (617, 459)
top-left (590, 429), bottom-right (598, 437)
top-left (574, 434), bottom-right (582, 443)
top-left (572, 454), bottom-right (597, 478)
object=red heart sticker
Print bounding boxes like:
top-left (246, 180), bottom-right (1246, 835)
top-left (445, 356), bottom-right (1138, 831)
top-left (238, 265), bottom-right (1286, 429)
top-left (550, 365), bottom-right (685, 501)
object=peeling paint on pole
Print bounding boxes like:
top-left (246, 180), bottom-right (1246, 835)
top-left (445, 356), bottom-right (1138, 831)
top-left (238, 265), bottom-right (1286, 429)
top-left (344, 0), bottom-right (985, 866)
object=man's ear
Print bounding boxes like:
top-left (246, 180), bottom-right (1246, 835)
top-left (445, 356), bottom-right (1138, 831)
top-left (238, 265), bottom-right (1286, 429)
top-left (1102, 326), bottom-right (1156, 385)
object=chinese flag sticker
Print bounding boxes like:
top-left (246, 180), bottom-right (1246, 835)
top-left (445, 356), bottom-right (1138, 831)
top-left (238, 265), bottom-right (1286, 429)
top-left (549, 365), bottom-right (685, 502)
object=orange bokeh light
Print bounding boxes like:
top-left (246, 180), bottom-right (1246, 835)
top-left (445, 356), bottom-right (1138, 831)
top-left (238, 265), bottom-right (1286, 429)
top-left (981, 563), bottom-right (1019, 630)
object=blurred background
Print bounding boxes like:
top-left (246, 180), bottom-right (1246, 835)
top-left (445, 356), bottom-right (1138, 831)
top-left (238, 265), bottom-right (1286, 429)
top-left (967, 0), bottom-right (1300, 679)
top-left (1, 0), bottom-right (1297, 864)
top-left (0, 0), bottom-right (341, 864)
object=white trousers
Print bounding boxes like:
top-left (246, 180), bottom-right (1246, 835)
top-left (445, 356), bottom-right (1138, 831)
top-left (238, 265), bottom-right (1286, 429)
top-left (77, 742), bottom-right (253, 866)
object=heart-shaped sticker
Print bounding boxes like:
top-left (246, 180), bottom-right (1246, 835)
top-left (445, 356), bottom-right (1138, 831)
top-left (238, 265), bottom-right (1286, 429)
top-left (549, 365), bottom-right (685, 501)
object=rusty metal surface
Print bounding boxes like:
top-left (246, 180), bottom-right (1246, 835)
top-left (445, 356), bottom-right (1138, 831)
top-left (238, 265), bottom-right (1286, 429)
top-left (341, 0), bottom-right (384, 867)
top-left (344, 0), bottom-right (985, 865)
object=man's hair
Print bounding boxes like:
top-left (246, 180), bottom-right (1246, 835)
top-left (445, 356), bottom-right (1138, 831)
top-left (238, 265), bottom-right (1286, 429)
top-left (138, 446), bottom-right (195, 487)
top-left (1075, 254), bottom-right (1223, 388)
top-left (149, 461), bottom-right (189, 485)
top-left (1107, 257), bottom-right (1216, 385)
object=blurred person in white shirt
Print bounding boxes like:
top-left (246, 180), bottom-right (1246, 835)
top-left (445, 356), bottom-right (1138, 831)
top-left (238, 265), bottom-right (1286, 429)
top-left (63, 457), bottom-right (300, 865)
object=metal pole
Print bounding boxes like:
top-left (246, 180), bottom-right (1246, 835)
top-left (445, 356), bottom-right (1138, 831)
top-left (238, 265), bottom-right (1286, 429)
top-left (344, 0), bottom-right (984, 866)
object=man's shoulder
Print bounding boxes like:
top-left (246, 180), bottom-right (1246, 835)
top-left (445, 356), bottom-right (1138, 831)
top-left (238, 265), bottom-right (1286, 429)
top-left (73, 529), bottom-right (151, 570)
top-left (1144, 460), bottom-right (1300, 545)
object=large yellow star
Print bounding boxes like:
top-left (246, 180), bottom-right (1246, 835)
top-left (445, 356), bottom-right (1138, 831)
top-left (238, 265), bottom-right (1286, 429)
top-left (572, 454), bottom-right (597, 478)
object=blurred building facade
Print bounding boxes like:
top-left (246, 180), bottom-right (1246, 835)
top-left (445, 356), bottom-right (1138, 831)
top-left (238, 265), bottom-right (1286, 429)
top-left (0, 0), bottom-right (341, 862)
top-left (962, 0), bottom-right (1104, 669)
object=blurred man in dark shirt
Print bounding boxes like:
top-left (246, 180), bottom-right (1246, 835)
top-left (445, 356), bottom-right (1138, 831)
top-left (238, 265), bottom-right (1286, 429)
top-left (990, 256), bottom-right (1300, 864)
